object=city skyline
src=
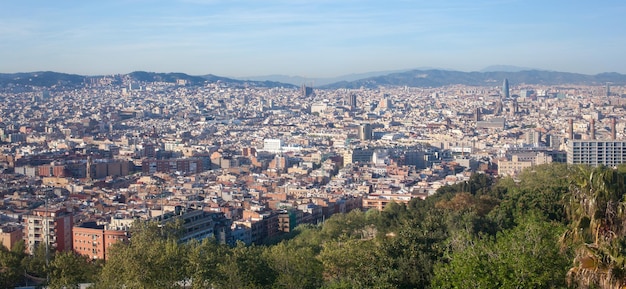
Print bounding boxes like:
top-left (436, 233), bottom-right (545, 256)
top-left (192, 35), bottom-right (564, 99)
top-left (1, 0), bottom-right (625, 77)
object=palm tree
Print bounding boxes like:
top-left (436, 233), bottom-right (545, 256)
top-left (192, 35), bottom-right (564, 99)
top-left (563, 165), bottom-right (626, 289)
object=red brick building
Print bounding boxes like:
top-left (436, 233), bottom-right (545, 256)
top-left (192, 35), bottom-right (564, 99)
top-left (73, 222), bottom-right (128, 260)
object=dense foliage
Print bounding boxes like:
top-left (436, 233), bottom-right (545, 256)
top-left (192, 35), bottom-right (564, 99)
top-left (6, 163), bottom-right (626, 288)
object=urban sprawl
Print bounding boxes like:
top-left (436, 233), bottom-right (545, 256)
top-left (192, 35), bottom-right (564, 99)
top-left (0, 75), bottom-right (624, 260)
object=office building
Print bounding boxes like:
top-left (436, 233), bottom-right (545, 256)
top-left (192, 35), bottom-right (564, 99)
top-left (502, 78), bottom-right (510, 99)
top-left (349, 94), bottom-right (357, 111)
top-left (358, 123), bottom-right (373, 141)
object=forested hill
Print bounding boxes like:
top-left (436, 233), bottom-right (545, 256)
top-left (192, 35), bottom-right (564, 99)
top-left (5, 163), bottom-right (626, 288)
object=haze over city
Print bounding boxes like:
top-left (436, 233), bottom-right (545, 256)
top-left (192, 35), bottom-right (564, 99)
top-left (2, 0), bottom-right (625, 77)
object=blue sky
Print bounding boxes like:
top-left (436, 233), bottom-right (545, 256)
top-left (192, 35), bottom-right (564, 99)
top-left (1, 0), bottom-right (625, 77)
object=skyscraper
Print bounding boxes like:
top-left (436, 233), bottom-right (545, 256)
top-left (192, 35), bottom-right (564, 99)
top-left (502, 78), bottom-right (510, 99)
top-left (359, 124), bottom-right (373, 141)
top-left (349, 94), bottom-right (357, 111)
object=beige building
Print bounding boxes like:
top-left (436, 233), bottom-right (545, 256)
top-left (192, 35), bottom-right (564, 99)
top-left (498, 152), bottom-right (552, 176)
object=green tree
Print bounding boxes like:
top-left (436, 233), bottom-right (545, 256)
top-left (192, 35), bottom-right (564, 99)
top-left (319, 238), bottom-right (392, 288)
top-left (0, 242), bottom-right (26, 288)
top-left (320, 209), bottom-right (373, 241)
top-left (21, 242), bottom-right (50, 280)
top-left (265, 242), bottom-right (323, 289)
top-left (186, 238), bottom-right (227, 289)
top-left (216, 242), bottom-right (277, 289)
top-left (47, 251), bottom-right (99, 289)
top-left (95, 220), bottom-right (188, 289)
top-left (433, 214), bottom-right (570, 289)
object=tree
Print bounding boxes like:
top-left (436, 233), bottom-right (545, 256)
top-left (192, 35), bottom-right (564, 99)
top-left (95, 220), bottom-right (188, 289)
top-left (186, 238), bottom-right (226, 289)
top-left (216, 242), bottom-right (277, 289)
top-left (21, 242), bottom-right (50, 280)
top-left (47, 251), bottom-right (99, 289)
top-left (319, 238), bottom-right (392, 289)
top-left (265, 242), bottom-right (323, 289)
top-left (320, 209), bottom-right (372, 241)
top-left (433, 214), bottom-right (570, 289)
top-left (0, 242), bottom-right (26, 288)
top-left (562, 165), bottom-right (626, 288)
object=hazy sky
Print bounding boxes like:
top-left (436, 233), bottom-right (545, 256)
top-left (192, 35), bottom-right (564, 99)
top-left (1, 0), bottom-right (625, 77)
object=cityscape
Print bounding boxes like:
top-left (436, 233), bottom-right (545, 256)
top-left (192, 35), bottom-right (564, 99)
top-left (0, 68), bottom-right (626, 287)
top-left (2, 0), bottom-right (626, 288)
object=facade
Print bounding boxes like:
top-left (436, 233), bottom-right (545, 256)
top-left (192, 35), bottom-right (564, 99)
top-left (498, 152), bottom-right (553, 176)
top-left (23, 207), bottom-right (74, 254)
top-left (154, 207), bottom-right (232, 244)
top-left (263, 139), bottom-right (284, 152)
top-left (476, 118), bottom-right (506, 129)
top-left (344, 149), bottom-right (374, 165)
top-left (362, 193), bottom-right (423, 211)
top-left (142, 158), bottom-right (203, 174)
top-left (73, 222), bottom-right (128, 260)
top-left (0, 224), bottom-right (23, 250)
top-left (567, 140), bottom-right (626, 166)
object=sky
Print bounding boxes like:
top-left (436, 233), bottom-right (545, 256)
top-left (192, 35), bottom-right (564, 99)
top-left (1, 0), bottom-right (625, 77)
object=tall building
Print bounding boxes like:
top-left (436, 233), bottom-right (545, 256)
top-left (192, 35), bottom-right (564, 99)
top-left (378, 96), bottom-right (392, 110)
top-left (349, 94), bottom-right (358, 111)
top-left (23, 207), bottom-right (74, 254)
top-left (301, 84), bottom-right (314, 97)
top-left (502, 78), bottom-right (510, 99)
top-left (567, 140), bottom-right (626, 166)
top-left (358, 124), bottom-right (373, 141)
top-left (525, 130), bottom-right (542, 147)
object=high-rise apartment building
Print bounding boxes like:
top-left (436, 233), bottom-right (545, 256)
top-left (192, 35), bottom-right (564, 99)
top-left (567, 140), bottom-right (626, 166)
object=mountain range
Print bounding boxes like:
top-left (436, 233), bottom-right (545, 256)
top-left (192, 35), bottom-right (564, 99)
top-left (1, 68), bottom-right (625, 90)
top-left (319, 69), bottom-right (626, 89)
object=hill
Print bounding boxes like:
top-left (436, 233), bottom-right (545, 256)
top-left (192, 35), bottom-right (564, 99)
top-left (0, 71), bottom-right (297, 89)
top-left (320, 69), bottom-right (626, 89)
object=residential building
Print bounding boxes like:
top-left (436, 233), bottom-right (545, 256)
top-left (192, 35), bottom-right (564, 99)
top-left (23, 207), bottom-right (74, 254)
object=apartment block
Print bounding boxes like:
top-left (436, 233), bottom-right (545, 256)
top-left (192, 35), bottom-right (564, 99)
top-left (567, 140), bottom-right (626, 166)
top-left (23, 207), bottom-right (74, 254)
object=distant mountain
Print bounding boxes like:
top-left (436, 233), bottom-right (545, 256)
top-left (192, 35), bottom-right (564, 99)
top-left (0, 71), bottom-right (87, 87)
top-left (0, 71), bottom-right (297, 89)
top-left (480, 65), bottom-right (536, 72)
top-left (237, 69), bottom-right (430, 86)
top-left (2, 69), bottom-right (624, 90)
top-left (129, 71), bottom-right (297, 88)
top-left (320, 69), bottom-right (626, 89)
